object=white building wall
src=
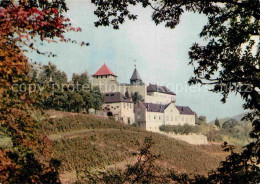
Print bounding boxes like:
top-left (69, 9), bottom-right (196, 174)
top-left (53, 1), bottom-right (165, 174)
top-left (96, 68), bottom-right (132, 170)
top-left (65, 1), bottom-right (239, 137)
top-left (102, 102), bottom-right (135, 124)
top-left (145, 92), bottom-right (176, 105)
top-left (164, 103), bottom-right (180, 125)
top-left (145, 111), bottom-right (165, 132)
top-left (135, 102), bottom-right (196, 132)
top-left (93, 75), bottom-right (119, 93)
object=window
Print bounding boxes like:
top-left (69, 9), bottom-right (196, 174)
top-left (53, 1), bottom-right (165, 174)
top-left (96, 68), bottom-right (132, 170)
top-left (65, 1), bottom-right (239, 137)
top-left (171, 116), bottom-right (173, 121)
top-left (154, 115), bottom-right (156, 120)
top-left (117, 106), bottom-right (119, 108)
top-left (175, 117), bottom-right (177, 121)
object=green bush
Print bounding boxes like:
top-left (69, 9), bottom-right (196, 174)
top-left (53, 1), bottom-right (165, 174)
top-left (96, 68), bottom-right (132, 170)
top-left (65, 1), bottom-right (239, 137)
top-left (159, 124), bottom-right (198, 135)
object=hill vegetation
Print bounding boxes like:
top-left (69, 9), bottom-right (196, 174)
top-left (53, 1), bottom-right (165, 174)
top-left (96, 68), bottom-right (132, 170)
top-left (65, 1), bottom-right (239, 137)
top-left (43, 111), bottom-right (229, 182)
top-left (32, 62), bottom-right (103, 113)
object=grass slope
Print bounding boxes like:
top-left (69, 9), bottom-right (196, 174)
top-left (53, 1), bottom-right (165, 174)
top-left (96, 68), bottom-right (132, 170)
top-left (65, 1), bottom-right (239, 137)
top-left (44, 111), bottom-right (228, 179)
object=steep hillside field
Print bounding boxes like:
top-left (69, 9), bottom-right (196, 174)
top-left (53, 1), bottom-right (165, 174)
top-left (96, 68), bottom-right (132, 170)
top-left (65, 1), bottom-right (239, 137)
top-left (44, 111), bottom-right (229, 183)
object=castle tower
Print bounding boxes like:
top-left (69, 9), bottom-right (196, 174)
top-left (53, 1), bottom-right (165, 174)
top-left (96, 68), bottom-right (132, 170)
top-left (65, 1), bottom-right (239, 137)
top-left (130, 66), bottom-right (143, 85)
top-left (92, 64), bottom-right (118, 92)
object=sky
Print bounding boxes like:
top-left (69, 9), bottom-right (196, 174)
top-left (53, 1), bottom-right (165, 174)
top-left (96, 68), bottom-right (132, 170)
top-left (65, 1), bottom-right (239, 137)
top-left (28, 0), bottom-right (246, 121)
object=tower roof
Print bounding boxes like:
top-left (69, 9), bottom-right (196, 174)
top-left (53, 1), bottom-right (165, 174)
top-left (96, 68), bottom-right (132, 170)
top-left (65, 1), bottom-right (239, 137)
top-left (92, 64), bottom-right (117, 77)
top-left (130, 68), bottom-right (142, 82)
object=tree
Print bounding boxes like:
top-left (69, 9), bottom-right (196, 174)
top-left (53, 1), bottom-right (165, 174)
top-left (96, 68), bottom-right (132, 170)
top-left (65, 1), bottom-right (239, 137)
top-left (195, 115), bottom-right (207, 125)
top-left (222, 118), bottom-right (239, 129)
top-left (0, 0), bottom-right (83, 182)
top-left (91, 86), bottom-right (104, 114)
top-left (38, 62), bottom-right (68, 84)
top-left (215, 118), bottom-right (220, 128)
top-left (67, 91), bottom-right (84, 113)
top-left (131, 92), bottom-right (144, 104)
top-left (82, 92), bottom-right (95, 114)
top-left (72, 71), bottom-right (90, 88)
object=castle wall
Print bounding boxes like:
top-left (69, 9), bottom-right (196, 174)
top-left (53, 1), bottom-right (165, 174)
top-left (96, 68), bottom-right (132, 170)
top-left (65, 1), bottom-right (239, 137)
top-left (161, 133), bottom-right (208, 145)
top-left (145, 111), bottom-right (165, 132)
top-left (163, 103), bottom-right (181, 125)
top-left (146, 92), bottom-right (176, 105)
top-left (119, 84), bottom-right (147, 98)
top-left (93, 75), bottom-right (119, 93)
top-left (135, 102), bottom-right (196, 132)
top-left (135, 101), bottom-right (146, 128)
top-left (164, 104), bottom-right (195, 126)
top-left (102, 102), bottom-right (135, 124)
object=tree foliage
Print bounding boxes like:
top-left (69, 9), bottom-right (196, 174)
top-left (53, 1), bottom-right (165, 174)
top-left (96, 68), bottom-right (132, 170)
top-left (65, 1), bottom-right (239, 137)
top-left (33, 63), bottom-right (104, 113)
top-left (215, 118), bottom-right (220, 128)
top-left (195, 115), bottom-right (207, 125)
top-left (222, 118), bottom-right (239, 129)
top-left (0, 0), bottom-right (82, 182)
top-left (160, 124), bottom-right (199, 135)
top-left (131, 92), bottom-right (144, 104)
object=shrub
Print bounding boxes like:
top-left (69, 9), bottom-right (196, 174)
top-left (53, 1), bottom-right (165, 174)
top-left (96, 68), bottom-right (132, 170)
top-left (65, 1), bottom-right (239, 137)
top-left (159, 124), bottom-right (198, 135)
top-left (222, 119), bottom-right (239, 129)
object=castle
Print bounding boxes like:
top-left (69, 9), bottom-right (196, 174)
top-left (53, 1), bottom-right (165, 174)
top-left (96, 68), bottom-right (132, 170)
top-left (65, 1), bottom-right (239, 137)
top-left (92, 64), bottom-right (196, 132)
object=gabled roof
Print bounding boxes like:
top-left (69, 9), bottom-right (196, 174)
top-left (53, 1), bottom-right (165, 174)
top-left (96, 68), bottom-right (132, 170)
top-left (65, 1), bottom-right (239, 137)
top-left (130, 68), bottom-right (142, 82)
top-left (147, 84), bottom-right (176, 95)
top-left (141, 102), bottom-right (171, 113)
top-left (176, 106), bottom-right (195, 115)
top-left (104, 92), bottom-right (132, 103)
top-left (92, 64), bottom-right (117, 77)
top-left (141, 102), bottom-right (195, 115)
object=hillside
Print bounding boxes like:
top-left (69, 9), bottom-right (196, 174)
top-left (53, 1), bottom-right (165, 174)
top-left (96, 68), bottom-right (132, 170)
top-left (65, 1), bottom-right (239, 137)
top-left (44, 111), bottom-right (228, 183)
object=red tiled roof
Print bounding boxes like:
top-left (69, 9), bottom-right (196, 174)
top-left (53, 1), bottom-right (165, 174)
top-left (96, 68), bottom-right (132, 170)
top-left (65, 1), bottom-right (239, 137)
top-left (92, 64), bottom-right (117, 77)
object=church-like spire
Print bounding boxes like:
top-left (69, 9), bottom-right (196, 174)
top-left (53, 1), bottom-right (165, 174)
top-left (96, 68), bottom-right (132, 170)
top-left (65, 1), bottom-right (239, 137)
top-left (130, 65), bottom-right (143, 85)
